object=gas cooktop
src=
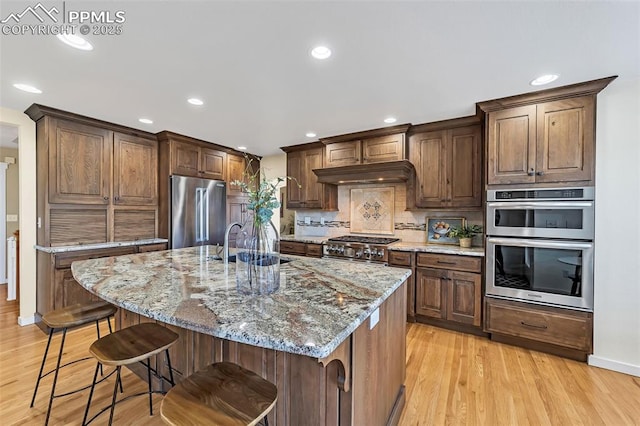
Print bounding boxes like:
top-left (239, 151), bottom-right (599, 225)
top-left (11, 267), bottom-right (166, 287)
top-left (327, 236), bottom-right (400, 245)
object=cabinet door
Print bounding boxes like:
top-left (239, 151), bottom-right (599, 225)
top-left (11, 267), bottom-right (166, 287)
top-left (227, 153), bottom-right (248, 195)
top-left (200, 147), bottom-right (226, 180)
top-left (302, 147), bottom-right (324, 209)
top-left (113, 133), bottom-right (158, 205)
top-left (416, 268), bottom-right (446, 319)
top-left (447, 271), bottom-right (481, 326)
top-left (48, 118), bottom-right (111, 204)
top-left (487, 105), bottom-right (537, 185)
top-left (172, 141), bottom-right (200, 177)
top-left (325, 141), bottom-right (361, 167)
top-left (286, 151), bottom-right (304, 208)
top-left (57, 269), bottom-right (100, 309)
top-left (536, 96), bottom-right (594, 184)
top-left (449, 126), bottom-right (482, 207)
top-left (362, 133), bottom-right (405, 163)
top-left (227, 195), bottom-right (249, 246)
top-left (410, 131), bottom-right (447, 207)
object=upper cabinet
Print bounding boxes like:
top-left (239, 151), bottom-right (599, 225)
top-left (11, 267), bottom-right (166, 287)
top-left (478, 76), bottom-right (616, 186)
top-left (113, 132), bottom-right (158, 205)
top-left (322, 125), bottom-right (410, 168)
top-left (169, 138), bottom-right (226, 180)
top-left (227, 152), bottom-right (259, 195)
top-left (409, 117), bottom-right (482, 208)
top-left (281, 142), bottom-right (337, 210)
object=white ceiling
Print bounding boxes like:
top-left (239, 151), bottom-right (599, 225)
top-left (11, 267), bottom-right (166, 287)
top-left (1, 1), bottom-right (638, 156)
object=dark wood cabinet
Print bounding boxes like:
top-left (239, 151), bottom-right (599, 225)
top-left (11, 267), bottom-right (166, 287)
top-left (227, 153), bottom-right (248, 195)
top-left (226, 195), bottom-right (250, 246)
top-left (388, 250), bottom-right (416, 322)
top-left (113, 132), bottom-right (158, 205)
top-left (415, 253), bottom-right (482, 327)
top-left (282, 143), bottom-right (337, 210)
top-left (47, 118), bottom-right (112, 205)
top-left (479, 76), bottom-right (616, 186)
top-left (279, 241), bottom-right (323, 258)
top-left (324, 133), bottom-right (406, 168)
top-left (410, 119), bottom-right (482, 208)
top-left (485, 297), bottom-right (593, 360)
top-left (170, 140), bottom-right (226, 180)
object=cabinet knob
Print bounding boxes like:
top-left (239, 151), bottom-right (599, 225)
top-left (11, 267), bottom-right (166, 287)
top-left (103, 196), bottom-right (109, 201)
top-left (536, 171), bottom-right (544, 176)
top-left (527, 168), bottom-right (535, 176)
top-left (114, 196), bottom-right (120, 201)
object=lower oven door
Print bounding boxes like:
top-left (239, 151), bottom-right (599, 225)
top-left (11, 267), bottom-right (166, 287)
top-left (486, 237), bottom-right (594, 311)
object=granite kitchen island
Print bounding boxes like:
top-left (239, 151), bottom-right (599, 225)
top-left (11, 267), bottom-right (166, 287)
top-left (71, 246), bottom-right (410, 426)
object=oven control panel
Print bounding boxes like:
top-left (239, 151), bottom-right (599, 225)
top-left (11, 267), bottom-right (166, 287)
top-left (323, 243), bottom-right (389, 264)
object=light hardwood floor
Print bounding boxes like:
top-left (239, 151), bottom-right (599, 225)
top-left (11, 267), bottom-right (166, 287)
top-left (1, 286), bottom-right (638, 425)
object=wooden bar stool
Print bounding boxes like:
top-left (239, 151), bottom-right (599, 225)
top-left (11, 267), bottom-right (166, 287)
top-left (82, 322), bottom-right (179, 425)
top-left (30, 301), bottom-right (118, 426)
top-left (160, 362), bottom-right (278, 426)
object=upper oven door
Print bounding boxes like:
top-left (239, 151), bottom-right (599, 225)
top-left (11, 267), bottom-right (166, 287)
top-left (487, 201), bottom-right (594, 240)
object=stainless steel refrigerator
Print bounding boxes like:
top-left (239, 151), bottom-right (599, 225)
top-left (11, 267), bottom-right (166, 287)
top-left (170, 175), bottom-right (227, 249)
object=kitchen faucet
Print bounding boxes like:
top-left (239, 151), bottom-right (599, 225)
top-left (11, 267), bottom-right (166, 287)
top-left (223, 222), bottom-right (242, 263)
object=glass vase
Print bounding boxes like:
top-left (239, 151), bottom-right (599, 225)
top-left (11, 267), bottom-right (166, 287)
top-left (235, 219), bottom-right (280, 295)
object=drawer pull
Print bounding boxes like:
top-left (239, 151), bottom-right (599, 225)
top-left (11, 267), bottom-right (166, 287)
top-left (437, 260), bottom-right (456, 265)
top-left (520, 321), bottom-right (547, 330)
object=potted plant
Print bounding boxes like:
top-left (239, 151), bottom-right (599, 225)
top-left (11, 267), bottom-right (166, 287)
top-left (448, 224), bottom-right (483, 248)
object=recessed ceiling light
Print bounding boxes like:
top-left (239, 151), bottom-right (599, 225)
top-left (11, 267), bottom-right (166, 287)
top-left (13, 83), bottom-right (42, 94)
top-left (384, 117), bottom-right (397, 124)
top-left (188, 98), bottom-right (204, 106)
top-left (311, 46), bottom-right (331, 60)
top-left (305, 132), bottom-right (317, 138)
top-left (138, 118), bottom-right (153, 124)
top-left (56, 33), bottom-right (93, 51)
top-left (237, 146), bottom-right (247, 151)
top-left (530, 74), bottom-right (559, 86)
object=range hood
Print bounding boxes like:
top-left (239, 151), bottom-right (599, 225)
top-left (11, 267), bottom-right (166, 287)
top-left (313, 160), bottom-right (416, 185)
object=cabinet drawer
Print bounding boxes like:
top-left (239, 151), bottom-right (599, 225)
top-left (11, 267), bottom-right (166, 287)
top-left (137, 243), bottom-right (167, 253)
top-left (388, 250), bottom-right (413, 267)
top-left (55, 246), bottom-right (136, 269)
top-left (485, 298), bottom-right (592, 351)
top-left (280, 241), bottom-right (306, 255)
top-left (416, 253), bottom-right (481, 273)
top-left (305, 244), bottom-right (323, 258)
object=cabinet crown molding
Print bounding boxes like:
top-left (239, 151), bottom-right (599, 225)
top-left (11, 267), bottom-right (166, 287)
top-left (24, 104), bottom-right (157, 140)
top-left (156, 130), bottom-right (260, 159)
top-left (319, 124), bottom-right (411, 144)
top-left (280, 141), bottom-right (325, 153)
top-left (476, 75), bottom-right (617, 112)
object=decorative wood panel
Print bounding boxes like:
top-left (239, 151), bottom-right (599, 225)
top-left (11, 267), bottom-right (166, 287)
top-left (113, 210), bottom-right (156, 241)
top-left (49, 209), bottom-right (107, 245)
top-left (48, 118), bottom-right (111, 204)
top-left (113, 133), bottom-right (158, 205)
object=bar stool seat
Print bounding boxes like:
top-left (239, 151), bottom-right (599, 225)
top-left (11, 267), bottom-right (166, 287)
top-left (83, 322), bottom-right (179, 425)
top-left (31, 301), bottom-right (117, 426)
top-left (160, 362), bottom-right (278, 426)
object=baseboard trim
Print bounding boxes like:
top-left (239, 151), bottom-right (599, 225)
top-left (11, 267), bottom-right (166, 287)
top-left (588, 355), bottom-right (640, 377)
top-left (18, 315), bottom-right (35, 326)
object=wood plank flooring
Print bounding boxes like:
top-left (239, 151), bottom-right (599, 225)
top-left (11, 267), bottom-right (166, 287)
top-left (1, 286), bottom-right (639, 425)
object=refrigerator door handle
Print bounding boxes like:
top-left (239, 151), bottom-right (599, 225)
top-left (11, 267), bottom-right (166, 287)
top-left (195, 188), bottom-right (203, 243)
top-left (203, 189), bottom-right (210, 242)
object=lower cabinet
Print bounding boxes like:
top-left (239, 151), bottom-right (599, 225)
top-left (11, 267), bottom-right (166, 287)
top-left (415, 253), bottom-right (482, 328)
top-left (484, 297), bottom-right (593, 360)
top-left (280, 241), bottom-right (323, 258)
top-left (388, 250), bottom-right (416, 322)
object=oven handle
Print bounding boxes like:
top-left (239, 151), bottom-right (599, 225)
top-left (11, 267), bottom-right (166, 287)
top-left (486, 237), bottom-right (593, 250)
top-left (487, 201), bottom-right (594, 209)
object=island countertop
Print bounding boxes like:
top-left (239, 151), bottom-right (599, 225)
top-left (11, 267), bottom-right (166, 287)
top-left (71, 246), bottom-right (411, 359)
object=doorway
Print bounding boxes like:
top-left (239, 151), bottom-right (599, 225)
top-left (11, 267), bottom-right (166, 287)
top-left (0, 123), bottom-right (20, 300)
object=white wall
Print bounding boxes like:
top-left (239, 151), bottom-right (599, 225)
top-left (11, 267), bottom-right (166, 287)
top-left (590, 76), bottom-right (640, 376)
top-left (0, 107), bottom-right (37, 325)
top-left (260, 154), bottom-right (287, 235)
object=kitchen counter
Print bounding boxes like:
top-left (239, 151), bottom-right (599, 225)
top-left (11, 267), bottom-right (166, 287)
top-left (34, 238), bottom-right (169, 253)
top-left (71, 246), bottom-right (410, 358)
top-left (279, 235), bottom-right (327, 244)
top-left (389, 241), bottom-right (485, 257)
top-left (71, 245), bottom-right (409, 425)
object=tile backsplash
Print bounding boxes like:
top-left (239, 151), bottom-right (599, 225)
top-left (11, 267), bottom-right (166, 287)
top-left (294, 183), bottom-right (484, 246)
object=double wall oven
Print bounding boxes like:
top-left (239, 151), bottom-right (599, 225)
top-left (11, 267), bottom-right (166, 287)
top-left (486, 187), bottom-right (595, 311)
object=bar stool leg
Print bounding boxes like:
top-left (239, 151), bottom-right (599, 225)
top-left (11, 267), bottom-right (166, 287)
top-left (82, 362), bottom-right (101, 426)
top-left (264, 416), bottom-right (270, 426)
top-left (146, 358), bottom-right (153, 416)
top-left (165, 349), bottom-right (175, 387)
top-left (95, 321), bottom-right (104, 376)
top-left (44, 327), bottom-right (67, 426)
top-left (30, 327), bottom-right (55, 408)
top-left (108, 366), bottom-right (122, 426)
